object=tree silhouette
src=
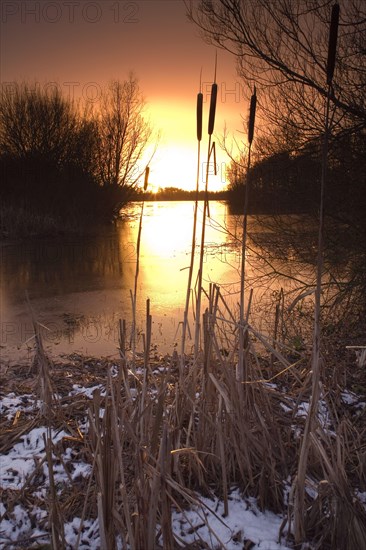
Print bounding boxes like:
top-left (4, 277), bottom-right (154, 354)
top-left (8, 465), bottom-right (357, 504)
top-left (0, 78), bottom-right (155, 229)
top-left (186, 0), bottom-right (366, 141)
top-left (96, 74), bottom-right (153, 189)
top-left (0, 83), bottom-right (99, 218)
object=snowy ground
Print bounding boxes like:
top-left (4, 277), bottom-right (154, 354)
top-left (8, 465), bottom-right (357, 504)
top-left (1, 357), bottom-right (365, 549)
top-left (0, 429), bottom-right (293, 550)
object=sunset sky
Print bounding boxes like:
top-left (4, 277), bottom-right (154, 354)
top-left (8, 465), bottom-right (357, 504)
top-left (1, 0), bottom-right (249, 191)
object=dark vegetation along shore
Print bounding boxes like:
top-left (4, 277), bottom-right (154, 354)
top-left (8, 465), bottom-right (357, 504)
top-left (0, 76), bottom-right (151, 238)
top-left (1, 1), bottom-right (366, 549)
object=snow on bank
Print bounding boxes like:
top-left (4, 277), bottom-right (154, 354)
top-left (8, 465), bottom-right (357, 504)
top-left (171, 490), bottom-right (291, 549)
top-left (2, 361), bottom-right (364, 549)
top-left (0, 406), bottom-right (292, 549)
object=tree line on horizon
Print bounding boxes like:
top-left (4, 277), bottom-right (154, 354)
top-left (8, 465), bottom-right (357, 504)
top-left (132, 186), bottom-right (229, 201)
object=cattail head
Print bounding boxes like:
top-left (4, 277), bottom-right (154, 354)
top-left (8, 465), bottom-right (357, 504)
top-left (197, 92), bottom-right (203, 141)
top-left (208, 82), bottom-right (218, 135)
top-left (326, 3), bottom-right (340, 85)
top-left (248, 86), bottom-right (257, 145)
top-left (144, 166), bottom-right (150, 191)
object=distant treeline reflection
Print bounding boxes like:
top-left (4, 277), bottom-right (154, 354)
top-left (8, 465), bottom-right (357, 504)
top-left (133, 187), bottom-right (229, 202)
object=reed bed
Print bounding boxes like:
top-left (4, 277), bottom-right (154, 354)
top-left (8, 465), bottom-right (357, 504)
top-left (1, 303), bottom-right (365, 549)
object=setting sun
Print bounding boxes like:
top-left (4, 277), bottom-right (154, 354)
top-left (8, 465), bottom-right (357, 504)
top-left (137, 88), bottom-right (234, 193)
top-left (142, 141), bottom-right (229, 193)
top-left (146, 144), bottom-right (197, 191)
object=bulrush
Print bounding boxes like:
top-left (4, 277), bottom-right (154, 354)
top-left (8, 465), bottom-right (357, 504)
top-left (194, 54), bottom-right (218, 358)
top-left (181, 72), bottom-right (204, 362)
top-left (143, 166), bottom-right (150, 190)
top-left (197, 89), bottom-right (203, 142)
top-left (295, 3), bottom-right (342, 545)
top-left (326, 3), bottom-right (340, 85)
top-left (237, 85), bottom-right (257, 382)
top-left (248, 86), bottom-right (257, 145)
top-left (208, 81), bottom-right (217, 136)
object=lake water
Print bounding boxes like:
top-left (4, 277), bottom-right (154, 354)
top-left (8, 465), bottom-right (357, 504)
top-left (0, 201), bottom-right (314, 364)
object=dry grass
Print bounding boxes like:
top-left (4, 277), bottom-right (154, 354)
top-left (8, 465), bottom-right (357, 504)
top-left (1, 309), bottom-right (365, 549)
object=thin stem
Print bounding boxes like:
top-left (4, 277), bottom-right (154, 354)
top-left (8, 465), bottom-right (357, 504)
top-left (182, 140), bottom-right (201, 361)
top-left (131, 200), bottom-right (144, 362)
top-left (195, 134), bottom-right (213, 358)
top-left (294, 82), bottom-right (332, 544)
top-left (237, 144), bottom-right (252, 381)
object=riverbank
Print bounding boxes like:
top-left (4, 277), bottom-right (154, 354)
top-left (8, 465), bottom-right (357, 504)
top-left (0, 203), bottom-right (122, 241)
top-left (0, 196), bottom-right (317, 242)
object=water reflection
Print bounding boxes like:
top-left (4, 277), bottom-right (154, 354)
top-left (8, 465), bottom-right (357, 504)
top-left (0, 201), bottom-right (316, 363)
top-left (2, 232), bottom-right (132, 300)
top-left (0, 202), bottom-right (237, 361)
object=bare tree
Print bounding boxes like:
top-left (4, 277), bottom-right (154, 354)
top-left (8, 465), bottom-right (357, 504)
top-left (0, 81), bottom-right (141, 225)
top-left (186, 0), bottom-right (366, 141)
top-left (0, 82), bottom-right (90, 166)
top-left (96, 74), bottom-right (153, 189)
top-left (0, 82), bottom-right (100, 213)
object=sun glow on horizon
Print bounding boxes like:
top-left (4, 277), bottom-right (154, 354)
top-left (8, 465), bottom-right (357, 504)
top-left (142, 142), bottom-right (229, 193)
top-left (139, 97), bottom-right (232, 193)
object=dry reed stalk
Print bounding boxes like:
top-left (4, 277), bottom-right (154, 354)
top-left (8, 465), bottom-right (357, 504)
top-left (159, 463), bottom-right (230, 548)
top-left (271, 289), bottom-right (284, 368)
top-left (74, 447), bottom-right (100, 550)
top-left (135, 389), bottom-right (169, 548)
top-left (182, 297), bottom-right (294, 511)
top-left (217, 395), bottom-right (229, 516)
top-left (118, 318), bottom-right (126, 361)
top-left (43, 431), bottom-right (66, 549)
top-left (247, 324), bottom-right (291, 369)
top-left (308, 429), bottom-right (366, 549)
top-left (294, 3), bottom-right (340, 543)
top-left (30, 319), bottom-right (59, 419)
top-left (130, 166), bottom-right (149, 362)
top-left (203, 283), bottom-right (220, 373)
top-left (88, 384), bottom-right (118, 549)
top-left (181, 73), bottom-right (203, 366)
top-left (139, 300), bottom-right (153, 444)
top-left (99, 355), bottom-right (168, 549)
top-left (194, 54), bottom-right (218, 359)
top-left (144, 298), bottom-right (152, 371)
top-left (108, 372), bottom-right (135, 549)
top-left (237, 87), bottom-right (257, 382)
top-left (175, 366), bottom-right (205, 481)
top-left (151, 421), bottom-right (175, 549)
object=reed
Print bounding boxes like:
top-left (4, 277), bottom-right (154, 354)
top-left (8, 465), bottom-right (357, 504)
top-left (130, 165), bottom-right (150, 362)
top-left (194, 53), bottom-right (218, 359)
top-left (88, 385), bottom-right (118, 549)
top-left (237, 86), bottom-right (257, 381)
top-left (181, 72), bottom-right (203, 365)
top-left (43, 430), bottom-right (66, 549)
top-left (3, 294), bottom-right (366, 548)
top-left (294, 3), bottom-right (340, 544)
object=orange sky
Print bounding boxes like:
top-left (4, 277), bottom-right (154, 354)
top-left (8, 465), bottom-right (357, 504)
top-left (1, 0), bottom-right (249, 191)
